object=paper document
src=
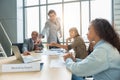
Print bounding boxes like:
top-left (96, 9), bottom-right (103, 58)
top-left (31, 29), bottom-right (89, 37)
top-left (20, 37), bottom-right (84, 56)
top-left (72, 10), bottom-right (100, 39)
top-left (50, 59), bottom-right (65, 68)
top-left (43, 50), bottom-right (64, 56)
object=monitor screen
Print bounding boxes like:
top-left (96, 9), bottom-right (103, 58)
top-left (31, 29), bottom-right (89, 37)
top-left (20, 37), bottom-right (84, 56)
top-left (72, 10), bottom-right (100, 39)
top-left (0, 22), bottom-right (12, 57)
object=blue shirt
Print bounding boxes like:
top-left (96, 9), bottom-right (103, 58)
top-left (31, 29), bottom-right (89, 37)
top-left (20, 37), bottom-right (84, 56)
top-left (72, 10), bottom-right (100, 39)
top-left (65, 40), bottom-right (120, 80)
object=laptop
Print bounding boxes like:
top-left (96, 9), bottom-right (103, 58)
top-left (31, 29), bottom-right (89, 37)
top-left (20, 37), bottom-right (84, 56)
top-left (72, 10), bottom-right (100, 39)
top-left (12, 45), bottom-right (41, 63)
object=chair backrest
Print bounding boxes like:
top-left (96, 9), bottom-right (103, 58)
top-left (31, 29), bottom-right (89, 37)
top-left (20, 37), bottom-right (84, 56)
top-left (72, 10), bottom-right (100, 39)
top-left (12, 43), bottom-right (23, 53)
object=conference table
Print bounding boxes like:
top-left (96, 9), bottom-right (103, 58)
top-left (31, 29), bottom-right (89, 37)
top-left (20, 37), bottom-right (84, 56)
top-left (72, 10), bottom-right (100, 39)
top-left (0, 49), bottom-right (72, 80)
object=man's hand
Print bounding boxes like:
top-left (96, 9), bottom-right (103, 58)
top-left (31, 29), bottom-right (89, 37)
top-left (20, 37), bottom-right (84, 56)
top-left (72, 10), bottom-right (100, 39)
top-left (34, 39), bottom-right (42, 45)
top-left (23, 51), bottom-right (31, 56)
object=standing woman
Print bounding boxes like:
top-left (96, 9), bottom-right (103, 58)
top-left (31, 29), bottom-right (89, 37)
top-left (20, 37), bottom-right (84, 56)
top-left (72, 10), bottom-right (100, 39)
top-left (63, 18), bottom-right (120, 80)
top-left (41, 10), bottom-right (62, 49)
top-left (49, 27), bottom-right (87, 59)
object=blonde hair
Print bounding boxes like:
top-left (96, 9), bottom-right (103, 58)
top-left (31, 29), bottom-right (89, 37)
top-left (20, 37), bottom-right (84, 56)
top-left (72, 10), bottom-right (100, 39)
top-left (69, 27), bottom-right (80, 37)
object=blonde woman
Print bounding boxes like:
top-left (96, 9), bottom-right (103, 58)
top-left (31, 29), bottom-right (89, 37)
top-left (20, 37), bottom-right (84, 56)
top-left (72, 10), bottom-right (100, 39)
top-left (49, 27), bottom-right (87, 59)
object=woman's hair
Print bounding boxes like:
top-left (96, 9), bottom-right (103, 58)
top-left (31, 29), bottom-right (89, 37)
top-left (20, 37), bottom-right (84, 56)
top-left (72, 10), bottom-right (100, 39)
top-left (48, 9), bottom-right (56, 15)
top-left (91, 18), bottom-right (120, 53)
top-left (69, 27), bottom-right (80, 37)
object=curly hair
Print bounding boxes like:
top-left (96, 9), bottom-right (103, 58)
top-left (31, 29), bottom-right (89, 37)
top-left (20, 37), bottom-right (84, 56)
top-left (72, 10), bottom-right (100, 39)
top-left (91, 18), bottom-right (120, 53)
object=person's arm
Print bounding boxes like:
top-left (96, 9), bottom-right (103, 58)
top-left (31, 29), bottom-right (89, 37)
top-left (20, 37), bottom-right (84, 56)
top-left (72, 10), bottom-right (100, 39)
top-left (65, 47), bottom-right (109, 77)
top-left (49, 42), bottom-right (68, 50)
top-left (56, 43), bottom-right (68, 50)
top-left (57, 18), bottom-right (62, 38)
top-left (41, 22), bottom-right (49, 38)
top-left (58, 24), bottom-right (62, 38)
top-left (22, 39), bottom-right (30, 55)
top-left (59, 28), bottom-right (62, 38)
top-left (22, 39), bottom-right (28, 52)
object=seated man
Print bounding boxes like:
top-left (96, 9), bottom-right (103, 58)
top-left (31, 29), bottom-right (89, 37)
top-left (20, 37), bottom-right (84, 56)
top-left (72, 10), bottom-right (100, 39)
top-left (22, 31), bottom-right (44, 55)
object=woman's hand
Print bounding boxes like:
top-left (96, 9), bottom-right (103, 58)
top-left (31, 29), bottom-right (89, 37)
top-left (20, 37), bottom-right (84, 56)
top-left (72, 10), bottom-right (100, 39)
top-left (63, 53), bottom-right (72, 60)
top-left (63, 52), bottom-right (76, 61)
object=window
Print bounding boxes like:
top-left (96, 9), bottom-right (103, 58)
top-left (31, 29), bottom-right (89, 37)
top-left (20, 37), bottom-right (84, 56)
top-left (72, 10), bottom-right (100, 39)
top-left (40, 6), bottom-right (46, 32)
top-left (64, 0), bottom-right (78, 2)
top-left (25, 0), bottom-right (39, 6)
top-left (48, 0), bottom-right (62, 3)
top-left (40, 0), bottom-right (46, 4)
top-left (25, 7), bottom-right (39, 38)
top-left (64, 2), bottom-right (80, 41)
top-left (24, 0), bottom-right (112, 43)
top-left (91, 0), bottom-right (112, 21)
top-left (81, 1), bottom-right (89, 42)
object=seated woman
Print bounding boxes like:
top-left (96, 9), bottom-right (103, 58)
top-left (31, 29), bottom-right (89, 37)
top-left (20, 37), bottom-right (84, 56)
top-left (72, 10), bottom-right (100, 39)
top-left (63, 18), bottom-right (120, 80)
top-left (49, 27), bottom-right (88, 59)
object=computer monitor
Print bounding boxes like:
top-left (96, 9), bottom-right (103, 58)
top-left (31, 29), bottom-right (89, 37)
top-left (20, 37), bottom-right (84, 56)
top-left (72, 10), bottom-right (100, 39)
top-left (0, 22), bottom-right (12, 57)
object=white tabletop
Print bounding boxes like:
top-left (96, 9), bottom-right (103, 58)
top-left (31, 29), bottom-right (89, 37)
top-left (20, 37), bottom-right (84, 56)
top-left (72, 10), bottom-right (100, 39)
top-left (0, 50), bottom-right (71, 80)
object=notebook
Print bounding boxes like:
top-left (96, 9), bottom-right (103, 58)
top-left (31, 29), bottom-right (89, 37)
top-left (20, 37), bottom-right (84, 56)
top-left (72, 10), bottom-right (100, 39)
top-left (12, 45), bottom-right (41, 63)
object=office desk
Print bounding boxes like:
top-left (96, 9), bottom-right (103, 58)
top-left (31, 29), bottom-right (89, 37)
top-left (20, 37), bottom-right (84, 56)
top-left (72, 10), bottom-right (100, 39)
top-left (0, 51), bottom-right (72, 80)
